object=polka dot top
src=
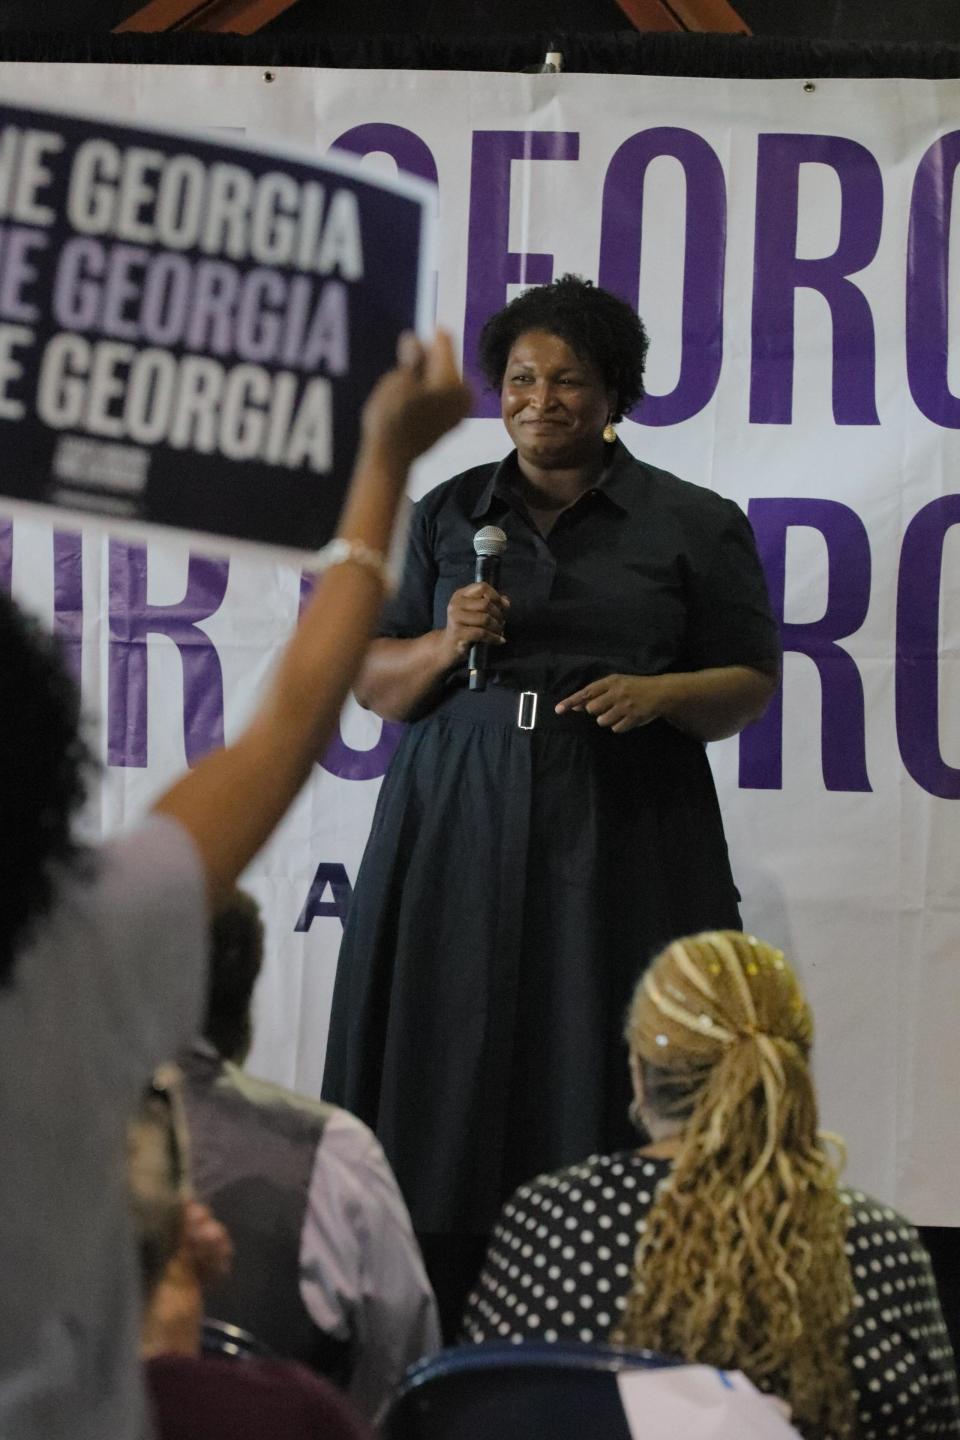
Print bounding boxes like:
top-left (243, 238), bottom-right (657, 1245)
top-left (462, 1150), bottom-right (960, 1438)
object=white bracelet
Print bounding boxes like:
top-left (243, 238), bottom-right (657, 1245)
top-left (315, 537), bottom-right (390, 589)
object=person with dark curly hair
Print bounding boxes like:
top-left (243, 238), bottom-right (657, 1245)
top-left (0, 332), bottom-right (469, 1440)
top-left (0, 596), bottom-right (96, 987)
top-left (322, 276), bottom-right (781, 1334)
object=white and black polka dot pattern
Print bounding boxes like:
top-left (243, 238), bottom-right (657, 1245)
top-left (462, 1152), bottom-right (960, 1438)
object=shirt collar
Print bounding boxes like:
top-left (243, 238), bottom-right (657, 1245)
top-left (468, 450), bottom-right (518, 520)
top-left (469, 438), bottom-right (637, 521)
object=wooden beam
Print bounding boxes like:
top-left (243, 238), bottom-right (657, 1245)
top-left (115, 0), bottom-right (301, 33)
top-left (615, 0), bottom-right (750, 33)
top-left (115, 0), bottom-right (198, 29)
top-left (661, 0), bottom-right (750, 33)
top-left (119, 0), bottom-right (748, 37)
top-left (612, 0), bottom-right (684, 32)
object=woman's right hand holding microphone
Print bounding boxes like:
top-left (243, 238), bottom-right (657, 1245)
top-left (440, 581), bottom-right (510, 667)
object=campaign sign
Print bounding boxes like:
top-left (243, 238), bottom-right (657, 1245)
top-left (0, 106), bottom-right (433, 554)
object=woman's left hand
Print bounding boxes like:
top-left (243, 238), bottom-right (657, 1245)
top-left (555, 674), bottom-right (668, 733)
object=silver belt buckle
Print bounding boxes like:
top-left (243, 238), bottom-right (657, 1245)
top-left (517, 691), bottom-right (539, 731)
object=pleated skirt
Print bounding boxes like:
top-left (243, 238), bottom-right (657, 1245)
top-left (322, 688), bottom-right (741, 1235)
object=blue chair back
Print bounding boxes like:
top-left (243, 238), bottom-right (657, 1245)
top-left (383, 1340), bottom-right (679, 1440)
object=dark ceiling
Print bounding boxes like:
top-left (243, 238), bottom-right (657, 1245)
top-left (0, 0), bottom-right (957, 44)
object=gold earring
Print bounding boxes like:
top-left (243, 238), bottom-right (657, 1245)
top-left (603, 421), bottom-right (616, 443)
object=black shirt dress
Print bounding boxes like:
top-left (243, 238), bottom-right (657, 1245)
top-left (321, 440), bottom-right (781, 1239)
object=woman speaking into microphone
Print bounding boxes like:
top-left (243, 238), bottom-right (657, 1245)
top-left (322, 275), bottom-right (781, 1329)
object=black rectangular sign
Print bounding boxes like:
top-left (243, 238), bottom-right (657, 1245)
top-left (0, 106), bottom-right (433, 554)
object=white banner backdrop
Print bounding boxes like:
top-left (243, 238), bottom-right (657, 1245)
top-left (1, 62), bottom-right (958, 1222)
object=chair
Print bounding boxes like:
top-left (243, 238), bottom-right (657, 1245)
top-left (200, 1317), bottom-right (275, 1361)
top-left (382, 1340), bottom-right (679, 1440)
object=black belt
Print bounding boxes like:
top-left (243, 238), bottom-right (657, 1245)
top-left (433, 684), bottom-right (601, 733)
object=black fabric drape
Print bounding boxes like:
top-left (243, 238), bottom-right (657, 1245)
top-left (0, 28), bottom-right (959, 77)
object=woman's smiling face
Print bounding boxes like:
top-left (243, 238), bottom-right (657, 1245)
top-left (501, 329), bottom-right (614, 470)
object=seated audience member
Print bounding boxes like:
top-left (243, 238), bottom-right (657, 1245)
top-left (131, 1069), bottom-right (234, 1362)
top-left (0, 333), bottom-right (469, 1440)
top-left (130, 1082), bottom-right (373, 1440)
top-left (178, 890), bottom-right (440, 1421)
top-left (463, 931), bottom-right (960, 1440)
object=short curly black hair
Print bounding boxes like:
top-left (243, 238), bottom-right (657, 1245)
top-left (477, 274), bottom-right (649, 422)
top-left (203, 889), bottom-right (265, 1062)
top-left (0, 591), bottom-right (95, 987)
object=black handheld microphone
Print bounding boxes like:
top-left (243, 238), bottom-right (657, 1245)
top-left (468, 525), bottom-right (508, 692)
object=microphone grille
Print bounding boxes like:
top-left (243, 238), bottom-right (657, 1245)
top-left (473, 525), bottom-right (507, 557)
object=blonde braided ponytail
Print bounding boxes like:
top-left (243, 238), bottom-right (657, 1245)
top-left (612, 932), bottom-right (855, 1439)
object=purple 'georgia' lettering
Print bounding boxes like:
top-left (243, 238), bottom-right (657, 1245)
top-left (108, 541), bottom-right (228, 768)
top-left (53, 529), bottom-right (83, 687)
top-left (896, 495), bottom-right (960, 798)
top-left (599, 127), bottom-right (726, 426)
top-left (323, 718), bottom-right (404, 782)
top-left (750, 134), bottom-right (883, 426)
top-left (740, 498), bottom-right (872, 792)
top-left (300, 571), bottom-right (404, 780)
top-left (1, 524), bottom-right (83, 685)
top-left (906, 132), bottom-right (960, 429)
top-left (330, 123), bottom-right (439, 187)
top-left (329, 124), bottom-right (440, 332)
top-left (463, 130), bottom-right (580, 417)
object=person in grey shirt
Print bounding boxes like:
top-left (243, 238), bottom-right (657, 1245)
top-left (179, 891), bottom-right (440, 1421)
top-left (0, 334), bottom-right (469, 1440)
top-left (130, 1081), bottom-right (376, 1440)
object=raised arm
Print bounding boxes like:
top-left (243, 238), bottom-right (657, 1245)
top-left (153, 332), bottom-right (470, 910)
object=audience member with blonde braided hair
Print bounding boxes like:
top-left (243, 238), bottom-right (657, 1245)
top-left (616, 931), bottom-right (853, 1435)
top-left (464, 932), bottom-right (960, 1440)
